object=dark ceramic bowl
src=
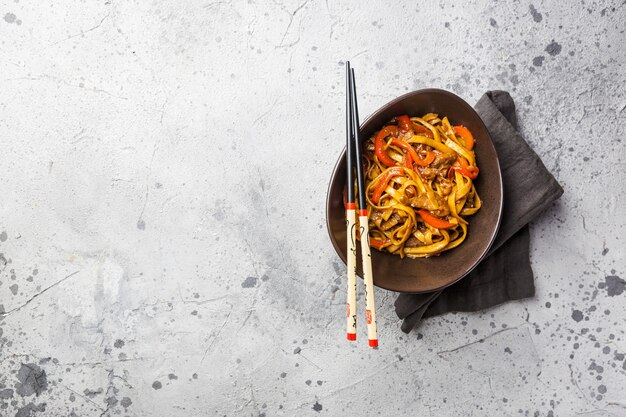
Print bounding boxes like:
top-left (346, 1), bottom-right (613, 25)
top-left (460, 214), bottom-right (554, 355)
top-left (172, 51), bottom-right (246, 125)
top-left (326, 89), bottom-right (503, 293)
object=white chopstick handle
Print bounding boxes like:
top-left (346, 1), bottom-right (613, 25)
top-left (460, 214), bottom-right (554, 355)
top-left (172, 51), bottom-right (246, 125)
top-left (346, 208), bottom-right (357, 341)
top-left (358, 214), bottom-right (378, 348)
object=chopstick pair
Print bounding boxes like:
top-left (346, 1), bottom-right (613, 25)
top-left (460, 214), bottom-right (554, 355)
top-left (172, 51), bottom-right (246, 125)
top-left (345, 61), bottom-right (378, 348)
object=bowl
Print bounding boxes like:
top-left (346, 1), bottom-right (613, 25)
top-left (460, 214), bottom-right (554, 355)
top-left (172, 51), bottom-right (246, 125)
top-left (326, 88), bottom-right (503, 293)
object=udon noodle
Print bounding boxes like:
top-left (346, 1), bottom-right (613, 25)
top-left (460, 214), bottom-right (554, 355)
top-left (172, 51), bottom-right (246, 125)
top-left (358, 114), bottom-right (481, 258)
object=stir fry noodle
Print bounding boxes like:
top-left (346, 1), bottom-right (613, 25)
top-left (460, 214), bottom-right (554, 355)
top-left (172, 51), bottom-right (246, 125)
top-left (357, 114), bottom-right (481, 258)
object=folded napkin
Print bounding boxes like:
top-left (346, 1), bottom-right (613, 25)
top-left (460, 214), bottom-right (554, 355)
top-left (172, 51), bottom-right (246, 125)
top-left (394, 90), bottom-right (564, 333)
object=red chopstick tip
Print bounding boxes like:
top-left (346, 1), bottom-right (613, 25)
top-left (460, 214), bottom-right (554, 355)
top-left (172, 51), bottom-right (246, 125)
top-left (347, 333), bottom-right (356, 341)
top-left (368, 339), bottom-right (378, 348)
top-left (358, 209), bottom-right (368, 216)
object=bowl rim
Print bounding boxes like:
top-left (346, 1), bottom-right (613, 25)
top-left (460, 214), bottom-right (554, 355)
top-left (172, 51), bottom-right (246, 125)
top-left (325, 88), bottom-right (504, 293)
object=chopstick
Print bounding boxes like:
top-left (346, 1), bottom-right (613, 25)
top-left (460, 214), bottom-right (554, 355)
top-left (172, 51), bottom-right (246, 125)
top-left (345, 61), bottom-right (358, 342)
top-left (348, 66), bottom-right (379, 348)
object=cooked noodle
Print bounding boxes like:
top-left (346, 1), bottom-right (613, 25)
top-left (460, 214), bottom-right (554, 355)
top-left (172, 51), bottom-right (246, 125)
top-left (358, 114), bottom-right (481, 258)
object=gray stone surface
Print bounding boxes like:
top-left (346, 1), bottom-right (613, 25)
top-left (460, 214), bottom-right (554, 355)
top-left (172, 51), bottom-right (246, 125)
top-left (0, 0), bottom-right (625, 416)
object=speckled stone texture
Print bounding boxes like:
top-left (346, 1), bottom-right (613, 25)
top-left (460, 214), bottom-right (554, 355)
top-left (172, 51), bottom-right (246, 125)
top-left (0, 0), bottom-right (624, 416)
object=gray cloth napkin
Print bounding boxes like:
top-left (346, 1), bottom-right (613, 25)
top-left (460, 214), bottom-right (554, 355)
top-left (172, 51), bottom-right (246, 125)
top-left (394, 90), bottom-right (564, 333)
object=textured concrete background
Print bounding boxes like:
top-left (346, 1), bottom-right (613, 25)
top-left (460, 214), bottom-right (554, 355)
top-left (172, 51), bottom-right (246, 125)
top-left (0, 0), bottom-right (625, 416)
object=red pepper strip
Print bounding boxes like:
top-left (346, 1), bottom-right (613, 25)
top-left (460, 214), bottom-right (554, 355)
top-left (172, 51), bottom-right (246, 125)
top-left (458, 157), bottom-right (479, 177)
top-left (370, 237), bottom-right (389, 250)
top-left (371, 167), bottom-right (404, 204)
top-left (412, 123), bottom-right (434, 138)
top-left (453, 125), bottom-right (475, 150)
top-left (417, 209), bottom-right (456, 229)
top-left (448, 165), bottom-right (479, 180)
top-left (391, 138), bottom-right (434, 167)
top-left (390, 138), bottom-right (420, 165)
top-left (404, 152), bottom-right (413, 169)
top-left (448, 157), bottom-right (479, 179)
top-left (466, 166), bottom-right (479, 177)
top-left (417, 150), bottom-right (435, 166)
top-left (396, 115), bottom-right (413, 133)
top-left (374, 126), bottom-right (400, 167)
top-left (396, 114), bottom-right (436, 139)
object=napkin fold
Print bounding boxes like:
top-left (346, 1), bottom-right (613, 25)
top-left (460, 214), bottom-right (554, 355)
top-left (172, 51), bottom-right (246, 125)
top-left (394, 90), bottom-right (564, 333)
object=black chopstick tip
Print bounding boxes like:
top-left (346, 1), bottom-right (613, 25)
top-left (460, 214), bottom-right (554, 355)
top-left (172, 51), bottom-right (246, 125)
top-left (349, 67), bottom-right (367, 210)
top-left (345, 59), bottom-right (355, 203)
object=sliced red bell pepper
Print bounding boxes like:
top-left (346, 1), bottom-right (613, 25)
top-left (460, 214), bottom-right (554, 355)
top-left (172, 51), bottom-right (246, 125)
top-left (399, 115), bottom-right (435, 138)
top-left (458, 156), bottom-right (479, 178)
top-left (453, 125), bottom-right (475, 150)
top-left (404, 152), bottom-right (413, 169)
top-left (417, 209), bottom-right (455, 229)
top-left (413, 123), bottom-right (434, 138)
top-left (416, 149), bottom-right (435, 166)
top-left (396, 115), bottom-right (413, 133)
top-left (390, 138), bottom-right (419, 165)
top-left (448, 157), bottom-right (479, 179)
top-left (371, 167), bottom-right (404, 204)
top-left (390, 138), bottom-right (435, 167)
top-left (374, 126), bottom-right (399, 167)
top-left (448, 166), bottom-right (477, 179)
top-left (369, 237), bottom-right (389, 250)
